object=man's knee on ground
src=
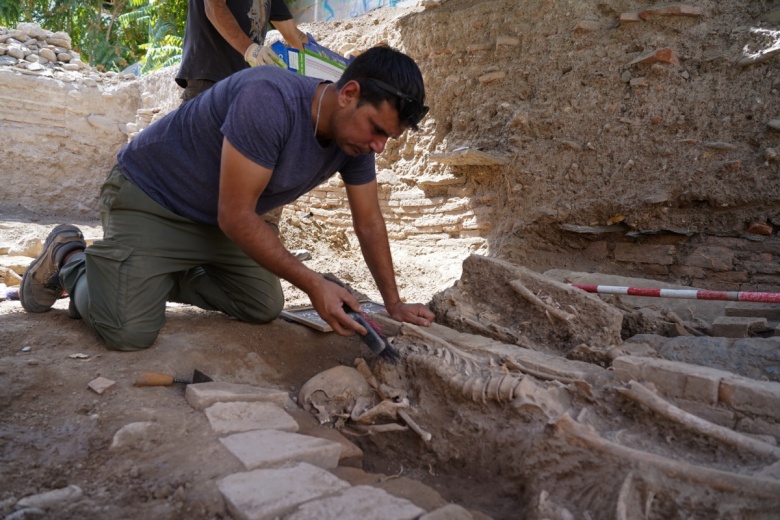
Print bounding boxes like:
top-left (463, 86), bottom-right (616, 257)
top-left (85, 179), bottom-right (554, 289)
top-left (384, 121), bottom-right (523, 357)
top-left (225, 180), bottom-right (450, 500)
top-left (239, 294), bottom-right (285, 324)
top-left (95, 323), bottom-right (160, 352)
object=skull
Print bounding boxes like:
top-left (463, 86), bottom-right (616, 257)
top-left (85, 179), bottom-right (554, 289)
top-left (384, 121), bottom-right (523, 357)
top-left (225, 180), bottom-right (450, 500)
top-left (298, 366), bottom-right (376, 424)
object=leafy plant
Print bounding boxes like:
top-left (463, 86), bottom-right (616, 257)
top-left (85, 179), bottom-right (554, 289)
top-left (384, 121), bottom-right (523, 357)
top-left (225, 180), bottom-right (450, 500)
top-left (119, 0), bottom-right (186, 74)
top-left (0, 0), bottom-right (186, 74)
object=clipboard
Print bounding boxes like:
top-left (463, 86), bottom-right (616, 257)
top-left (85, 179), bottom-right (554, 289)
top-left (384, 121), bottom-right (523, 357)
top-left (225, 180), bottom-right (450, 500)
top-left (280, 300), bottom-right (386, 332)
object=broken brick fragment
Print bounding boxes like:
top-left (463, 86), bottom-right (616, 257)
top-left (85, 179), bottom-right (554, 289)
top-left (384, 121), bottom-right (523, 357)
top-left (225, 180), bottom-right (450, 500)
top-left (572, 21), bottom-right (603, 33)
top-left (747, 222), bottom-right (773, 235)
top-left (630, 48), bottom-right (680, 67)
top-left (722, 160), bottom-right (741, 172)
top-left (620, 12), bottom-right (642, 24)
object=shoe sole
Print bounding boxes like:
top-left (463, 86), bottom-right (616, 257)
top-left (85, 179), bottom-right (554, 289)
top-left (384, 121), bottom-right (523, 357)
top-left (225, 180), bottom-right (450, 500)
top-left (20, 224), bottom-right (82, 313)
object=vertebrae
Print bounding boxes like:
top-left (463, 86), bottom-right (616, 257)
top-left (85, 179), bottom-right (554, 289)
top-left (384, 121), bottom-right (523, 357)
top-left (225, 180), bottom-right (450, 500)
top-left (405, 343), bottom-right (525, 405)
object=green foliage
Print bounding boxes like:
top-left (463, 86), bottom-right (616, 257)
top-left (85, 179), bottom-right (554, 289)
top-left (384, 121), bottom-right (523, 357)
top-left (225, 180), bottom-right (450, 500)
top-left (119, 0), bottom-right (185, 74)
top-left (0, 0), bottom-right (186, 74)
top-left (0, 0), bottom-right (23, 24)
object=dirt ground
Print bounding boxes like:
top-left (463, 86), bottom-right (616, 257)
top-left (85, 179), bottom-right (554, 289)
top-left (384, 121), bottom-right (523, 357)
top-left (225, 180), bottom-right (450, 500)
top-left (3, 0), bottom-right (780, 518)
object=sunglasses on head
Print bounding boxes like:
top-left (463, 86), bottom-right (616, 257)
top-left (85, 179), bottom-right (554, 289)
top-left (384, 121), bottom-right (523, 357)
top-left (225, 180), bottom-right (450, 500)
top-left (362, 78), bottom-right (429, 128)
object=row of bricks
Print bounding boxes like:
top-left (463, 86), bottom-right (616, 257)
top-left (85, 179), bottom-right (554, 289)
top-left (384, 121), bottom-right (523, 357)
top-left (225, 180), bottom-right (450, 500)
top-left (612, 356), bottom-right (780, 420)
top-left (184, 382), bottom-right (471, 520)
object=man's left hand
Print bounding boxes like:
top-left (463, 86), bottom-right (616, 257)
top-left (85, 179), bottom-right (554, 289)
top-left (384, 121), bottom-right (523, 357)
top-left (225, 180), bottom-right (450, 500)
top-left (385, 302), bottom-right (434, 327)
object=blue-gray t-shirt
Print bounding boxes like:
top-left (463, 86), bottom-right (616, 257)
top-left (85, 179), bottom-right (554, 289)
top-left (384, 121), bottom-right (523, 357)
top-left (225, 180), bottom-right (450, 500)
top-left (117, 66), bottom-right (376, 225)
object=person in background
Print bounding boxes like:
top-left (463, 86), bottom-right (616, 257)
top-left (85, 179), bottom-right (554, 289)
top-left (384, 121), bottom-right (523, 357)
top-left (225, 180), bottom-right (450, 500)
top-left (177, 0), bottom-right (313, 252)
top-left (176, 0), bottom-right (310, 103)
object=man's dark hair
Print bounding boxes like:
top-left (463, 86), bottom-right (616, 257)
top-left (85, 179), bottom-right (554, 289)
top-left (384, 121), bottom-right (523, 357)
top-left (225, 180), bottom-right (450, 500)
top-left (337, 45), bottom-right (428, 130)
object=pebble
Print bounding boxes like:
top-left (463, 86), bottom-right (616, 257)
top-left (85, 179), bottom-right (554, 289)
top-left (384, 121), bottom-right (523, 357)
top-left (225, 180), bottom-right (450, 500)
top-left (88, 376), bottom-right (116, 395)
top-left (38, 48), bottom-right (56, 62)
top-left (16, 485), bottom-right (83, 509)
top-left (5, 507), bottom-right (46, 519)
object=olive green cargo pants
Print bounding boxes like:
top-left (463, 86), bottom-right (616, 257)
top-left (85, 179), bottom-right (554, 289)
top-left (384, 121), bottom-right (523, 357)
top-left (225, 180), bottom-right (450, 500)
top-left (60, 165), bottom-right (284, 351)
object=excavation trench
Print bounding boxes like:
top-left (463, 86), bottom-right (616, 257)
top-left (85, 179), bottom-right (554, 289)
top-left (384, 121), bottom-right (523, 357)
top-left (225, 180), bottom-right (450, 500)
top-left (296, 255), bottom-right (780, 520)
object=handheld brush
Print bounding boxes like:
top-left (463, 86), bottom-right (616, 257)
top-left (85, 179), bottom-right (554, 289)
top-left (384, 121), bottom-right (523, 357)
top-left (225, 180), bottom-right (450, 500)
top-left (342, 303), bottom-right (400, 363)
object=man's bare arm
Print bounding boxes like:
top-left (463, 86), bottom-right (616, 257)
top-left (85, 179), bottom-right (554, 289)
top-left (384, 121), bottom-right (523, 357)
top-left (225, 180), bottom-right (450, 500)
top-left (204, 0), bottom-right (254, 55)
top-left (345, 180), bottom-right (434, 326)
top-left (271, 19), bottom-right (308, 51)
top-left (218, 138), bottom-right (367, 335)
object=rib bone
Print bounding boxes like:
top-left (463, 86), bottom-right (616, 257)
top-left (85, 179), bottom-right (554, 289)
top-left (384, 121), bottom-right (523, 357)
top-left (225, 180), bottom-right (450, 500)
top-left (554, 413), bottom-right (780, 498)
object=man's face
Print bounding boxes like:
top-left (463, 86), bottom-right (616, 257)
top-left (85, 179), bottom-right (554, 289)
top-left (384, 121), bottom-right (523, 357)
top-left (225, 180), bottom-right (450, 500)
top-left (332, 85), bottom-right (405, 156)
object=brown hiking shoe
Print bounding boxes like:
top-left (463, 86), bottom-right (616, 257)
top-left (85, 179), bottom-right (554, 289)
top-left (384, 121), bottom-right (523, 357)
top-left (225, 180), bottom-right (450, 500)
top-left (20, 224), bottom-right (86, 313)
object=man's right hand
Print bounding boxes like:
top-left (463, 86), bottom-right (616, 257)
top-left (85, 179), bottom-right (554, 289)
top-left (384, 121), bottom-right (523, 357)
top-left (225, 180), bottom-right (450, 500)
top-left (244, 43), bottom-right (286, 68)
top-left (308, 279), bottom-right (367, 337)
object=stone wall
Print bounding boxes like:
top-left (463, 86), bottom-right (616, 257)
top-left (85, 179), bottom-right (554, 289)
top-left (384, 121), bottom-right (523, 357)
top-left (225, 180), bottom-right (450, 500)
top-left (0, 24), bottom-right (141, 218)
top-left (564, 233), bottom-right (780, 292)
top-left (3, 0), bottom-right (780, 297)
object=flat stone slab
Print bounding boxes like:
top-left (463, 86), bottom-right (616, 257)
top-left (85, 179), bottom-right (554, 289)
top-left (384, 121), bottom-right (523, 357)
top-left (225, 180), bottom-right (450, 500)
top-left (217, 462), bottom-right (350, 520)
top-left (613, 356), bottom-right (723, 404)
top-left (285, 485), bottom-right (425, 520)
top-left (87, 376), bottom-right (116, 395)
top-left (711, 316), bottom-right (768, 338)
top-left (421, 504), bottom-right (474, 520)
top-left (204, 401), bottom-right (299, 434)
top-left (626, 334), bottom-right (780, 383)
top-left (221, 429), bottom-right (342, 470)
top-left (725, 302), bottom-right (780, 321)
top-left (428, 148), bottom-right (509, 166)
top-left (186, 382), bottom-right (290, 410)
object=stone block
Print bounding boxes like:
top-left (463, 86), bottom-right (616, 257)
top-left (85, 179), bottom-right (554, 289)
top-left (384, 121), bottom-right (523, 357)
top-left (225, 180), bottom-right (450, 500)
top-left (220, 429), bottom-right (342, 470)
top-left (725, 302), bottom-right (780, 320)
top-left (682, 370), bottom-right (721, 405)
top-left (719, 377), bottom-right (780, 420)
top-left (642, 360), bottom-right (686, 397)
top-left (611, 356), bottom-right (645, 382)
top-left (706, 271), bottom-right (749, 285)
top-left (331, 467), bottom-right (450, 513)
top-left (742, 261), bottom-right (780, 275)
top-left (711, 316), bottom-right (767, 338)
top-left (289, 408), bottom-right (364, 468)
top-left (614, 243), bottom-right (675, 265)
top-left (613, 357), bottom-right (722, 404)
top-left (421, 504), bottom-right (474, 520)
top-left (204, 401), bottom-right (299, 435)
top-left (186, 382), bottom-right (290, 410)
top-left (685, 246), bottom-right (734, 271)
top-left (217, 463), bottom-right (350, 520)
top-left (583, 241), bottom-right (609, 261)
top-left (285, 485), bottom-right (425, 520)
top-left (670, 265), bottom-right (706, 278)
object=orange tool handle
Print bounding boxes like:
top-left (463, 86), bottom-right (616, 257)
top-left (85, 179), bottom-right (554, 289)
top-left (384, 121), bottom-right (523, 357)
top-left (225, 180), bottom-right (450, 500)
top-left (133, 372), bottom-right (176, 386)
